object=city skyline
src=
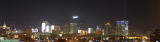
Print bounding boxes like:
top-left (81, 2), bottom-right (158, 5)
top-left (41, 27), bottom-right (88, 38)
top-left (0, 0), bottom-right (158, 33)
top-left (0, 0), bottom-right (159, 42)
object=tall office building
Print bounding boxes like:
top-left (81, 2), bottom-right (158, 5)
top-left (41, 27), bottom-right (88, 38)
top-left (96, 26), bottom-right (102, 35)
top-left (105, 22), bottom-right (112, 35)
top-left (70, 23), bottom-right (78, 34)
top-left (116, 21), bottom-right (128, 36)
top-left (63, 23), bottom-right (70, 34)
top-left (42, 21), bottom-right (48, 33)
top-left (41, 21), bottom-right (54, 33)
top-left (88, 28), bottom-right (94, 34)
top-left (69, 16), bottom-right (80, 34)
top-left (52, 25), bottom-right (61, 34)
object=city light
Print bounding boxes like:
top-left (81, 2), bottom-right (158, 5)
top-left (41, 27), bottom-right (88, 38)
top-left (32, 28), bottom-right (38, 32)
top-left (2, 24), bottom-right (6, 28)
top-left (72, 16), bottom-right (79, 19)
top-left (46, 25), bottom-right (50, 32)
top-left (0, 0), bottom-right (157, 42)
top-left (78, 30), bottom-right (82, 33)
top-left (116, 20), bottom-right (128, 36)
top-left (156, 41), bottom-right (159, 42)
top-left (42, 23), bottom-right (46, 32)
top-left (51, 25), bottom-right (55, 30)
top-left (88, 28), bottom-right (91, 34)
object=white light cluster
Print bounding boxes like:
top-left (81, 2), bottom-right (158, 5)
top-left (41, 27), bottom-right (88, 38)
top-left (46, 25), bottom-right (50, 32)
top-left (42, 23), bottom-right (46, 32)
top-left (72, 16), bottom-right (79, 19)
top-left (78, 30), bottom-right (82, 33)
top-left (42, 22), bottom-right (55, 33)
top-left (32, 28), bottom-right (38, 32)
top-left (88, 28), bottom-right (91, 34)
top-left (51, 25), bottom-right (55, 30)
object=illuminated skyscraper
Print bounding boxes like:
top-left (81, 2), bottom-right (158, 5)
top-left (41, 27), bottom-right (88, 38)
top-left (41, 21), bottom-right (48, 33)
top-left (96, 26), bottom-right (102, 35)
top-left (53, 25), bottom-right (61, 34)
top-left (41, 21), bottom-right (53, 33)
top-left (69, 16), bottom-right (80, 34)
top-left (116, 21), bottom-right (128, 36)
top-left (88, 28), bottom-right (94, 34)
top-left (105, 22), bottom-right (112, 35)
top-left (51, 25), bottom-right (55, 31)
top-left (70, 23), bottom-right (78, 34)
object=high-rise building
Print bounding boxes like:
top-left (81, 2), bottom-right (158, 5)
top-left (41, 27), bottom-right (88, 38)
top-left (105, 22), bottom-right (112, 35)
top-left (96, 26), bottom-right (102, 35)
top-left (70, 23), bottom-right (78, 34)
top-left (116, 21), bottom-right (128, 36)
top-left (63, 23), bottom-right (70, 34)
top-left (69, 16), bottom-right (80, 34)
top-left (52, 25), bottom-right (61, 34)
top-left (41, 21), bottom-right (53, 33)
top-left (88, 28), bottom-right (94, 34)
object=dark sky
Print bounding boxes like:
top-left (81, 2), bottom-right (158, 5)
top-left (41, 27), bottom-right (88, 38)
top-left (0, 0), bottom-right (159, 32)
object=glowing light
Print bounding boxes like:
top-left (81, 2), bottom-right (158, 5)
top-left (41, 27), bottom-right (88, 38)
top-left (142, 36), bottom-right (149, 39)
top-left (127, 37), bottom-right (141, 39)
top-left (88, 28), bottom-right (91, 34)
top-left (105, 22), bottom-right (110, 25)
top-left (156, 41), bottom-right (159, 42)
top-left (16, 30), bottom-right (18, 33)
top-left (0, 37), bottom-right (4, 40)
top-left (59, 34), bottom-right (62, 37)
top-left (72, 16), bottom-right (79, 19)
top-left (14, 35), bottom-right (19, 38)
top-left (78, 30), bottom-right (81, 33)
top-left (81, 30), bottom-right (88, 35)
top-left (42, 23), bottom-right (46, 32)
top-left (89, 40), bottom-right (93, 42)
top-left (51, 25), bottom-right (55, 30)
top-left (142, 40), bottom-right (146, 42)
top-left (32, 28), bottom-right (38, 32)
top-left (2, 24), bottom-right (6, 28)
top-left (46, 25), bottom-right (50, 32)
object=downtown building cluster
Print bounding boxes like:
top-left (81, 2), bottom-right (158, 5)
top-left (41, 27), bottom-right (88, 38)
top-left (0, 16), bottom-right (153, 42)
top-left (40, 16), bottom-right (128, 36)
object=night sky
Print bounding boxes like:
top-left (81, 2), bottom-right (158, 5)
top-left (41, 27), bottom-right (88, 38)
top-left (0, 0), bottom-right (159, 32)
